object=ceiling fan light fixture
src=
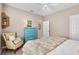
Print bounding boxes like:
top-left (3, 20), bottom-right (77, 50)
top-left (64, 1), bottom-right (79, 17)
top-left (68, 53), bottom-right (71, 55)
top-left (44, 4), bottom-right (48, 8)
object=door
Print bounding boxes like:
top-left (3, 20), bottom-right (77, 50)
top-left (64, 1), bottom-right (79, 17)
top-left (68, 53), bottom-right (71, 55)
top-left (43, 20), bottom-right (49, 37)
top-left (70, 14), bottom-right (79, 40)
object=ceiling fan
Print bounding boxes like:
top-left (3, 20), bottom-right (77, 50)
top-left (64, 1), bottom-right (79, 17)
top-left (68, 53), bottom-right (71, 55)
top-left (30, 3), bottom-right (60, 14)
top-left (42, 3), bottom-right (60, 9)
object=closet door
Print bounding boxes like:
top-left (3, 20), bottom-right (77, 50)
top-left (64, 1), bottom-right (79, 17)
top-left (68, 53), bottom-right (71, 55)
top-left (70, 14), bottom-right (79, 40)
top-left (43, 20), bottom-right (49, 37)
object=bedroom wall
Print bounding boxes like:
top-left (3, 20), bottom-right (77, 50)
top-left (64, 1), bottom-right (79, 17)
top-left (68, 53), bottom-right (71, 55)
top-left (44, 5), bottom-right (79, 38)
top-left (0, 3), bottom-right (2, 49)
top-left (2, 5), bottom-right (43, 38)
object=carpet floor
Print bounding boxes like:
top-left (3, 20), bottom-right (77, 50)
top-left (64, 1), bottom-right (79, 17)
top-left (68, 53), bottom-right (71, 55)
top-left (1, 47), bottom-right (23, 55)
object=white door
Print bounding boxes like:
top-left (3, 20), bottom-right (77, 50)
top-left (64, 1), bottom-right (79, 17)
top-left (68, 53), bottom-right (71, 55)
top-left (70, 14), bottom-right (79, 40)
top-left (43, 20), bottom-right (49, 37)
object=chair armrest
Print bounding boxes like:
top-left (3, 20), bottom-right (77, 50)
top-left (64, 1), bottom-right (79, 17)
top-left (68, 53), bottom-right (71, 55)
top-left (6, 40), bottom-right (15, 49)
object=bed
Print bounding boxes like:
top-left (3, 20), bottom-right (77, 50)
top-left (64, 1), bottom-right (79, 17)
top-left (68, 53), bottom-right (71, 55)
top-left (22, 36), bottom-right (67, 55)
top-left (47, 39), bottom-right (79, 55)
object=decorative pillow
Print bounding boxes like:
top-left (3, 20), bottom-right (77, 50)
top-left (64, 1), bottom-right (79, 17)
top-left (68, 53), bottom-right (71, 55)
top-left (13, 37), bottom-right (21, 44)
top-left (9, 34), bottom-right (15, 41)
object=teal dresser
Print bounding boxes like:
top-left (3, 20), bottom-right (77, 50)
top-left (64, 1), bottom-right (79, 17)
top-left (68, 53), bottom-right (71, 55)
top-left (24, 27), bottom-right (37, 42)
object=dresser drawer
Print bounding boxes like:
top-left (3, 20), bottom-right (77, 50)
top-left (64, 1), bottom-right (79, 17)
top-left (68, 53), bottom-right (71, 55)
top-left (24, 28), bottom-right (37, 32)
top-left (24, 36), bottom-right (36, 41)
top-left (24, 31), bottom-right (37, 34)
top-left (24, 27), bottom-right (37, 42)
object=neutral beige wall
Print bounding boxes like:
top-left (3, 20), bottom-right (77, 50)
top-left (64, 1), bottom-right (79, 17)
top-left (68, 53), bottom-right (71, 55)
top-left (0, 3), bottom-right (2, 49)
top-left (45, 5), bottom-right (79, 38)
top-left (0, 4), bottom-right (1, 33)
top-left (3, 5), bottom-right (43, 38)
top-left (3, 4), bottom-right (79, 38)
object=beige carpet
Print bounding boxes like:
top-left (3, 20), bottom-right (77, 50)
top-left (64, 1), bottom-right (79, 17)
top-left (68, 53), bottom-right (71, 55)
top-left (0, 49), bottom-right (1, 55)
top-left (1, 47), bottom-right (23, 55)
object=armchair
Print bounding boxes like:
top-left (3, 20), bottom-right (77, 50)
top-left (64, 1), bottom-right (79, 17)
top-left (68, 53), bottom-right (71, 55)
top-left (2, 32), bottom-right (23, 53)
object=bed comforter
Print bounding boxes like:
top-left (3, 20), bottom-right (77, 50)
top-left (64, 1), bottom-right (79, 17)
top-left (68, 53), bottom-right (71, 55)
top-left (22, 36), bottom-right (67, 55)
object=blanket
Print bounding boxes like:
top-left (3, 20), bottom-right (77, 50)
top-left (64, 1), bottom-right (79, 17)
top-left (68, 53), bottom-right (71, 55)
top-left (22, 36), bottom-right (67, 55)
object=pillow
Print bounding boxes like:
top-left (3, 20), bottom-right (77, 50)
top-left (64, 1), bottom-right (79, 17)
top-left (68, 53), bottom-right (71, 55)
top-left (9, 34), bottom-right (15, 41)
top-left (13, 37), bottom-right (21, 44)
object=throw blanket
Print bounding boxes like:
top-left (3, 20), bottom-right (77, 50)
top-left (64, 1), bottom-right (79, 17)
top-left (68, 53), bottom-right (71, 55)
top-left (22, 36), bottom-right (67, 55)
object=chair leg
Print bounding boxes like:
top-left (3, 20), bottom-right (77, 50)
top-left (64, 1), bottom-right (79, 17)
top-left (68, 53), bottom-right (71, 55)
top-left (1, 49), bottom-right (3, 54)
top-left (1, 46), bottom-right (7, 54)
top-left (5, 49), bottom-right (7, 52)
top-left (14, 50), bottom-right (16, 54)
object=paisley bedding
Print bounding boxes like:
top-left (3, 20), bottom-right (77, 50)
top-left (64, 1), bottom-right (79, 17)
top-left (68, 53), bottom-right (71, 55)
top-left (22, 36), bottom-right (67, 55)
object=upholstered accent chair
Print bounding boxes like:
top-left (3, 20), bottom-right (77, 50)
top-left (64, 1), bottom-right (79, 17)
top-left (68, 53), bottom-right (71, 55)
top-left (2, 32), bottom-right (23, 53)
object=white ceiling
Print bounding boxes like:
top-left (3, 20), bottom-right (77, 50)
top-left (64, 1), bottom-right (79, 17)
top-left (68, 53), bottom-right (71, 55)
top-left (5, 3), bottom-right (79, 16)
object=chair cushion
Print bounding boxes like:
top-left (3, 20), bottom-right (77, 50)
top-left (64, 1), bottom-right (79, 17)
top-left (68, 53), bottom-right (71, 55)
top-left (13, 37), bottom-right (22, 44)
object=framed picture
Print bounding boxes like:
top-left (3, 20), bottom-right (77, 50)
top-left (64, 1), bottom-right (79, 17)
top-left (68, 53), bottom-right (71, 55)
top-left (1, 12), bottom-right (9, 29)
top-left (27, 20), bottom-right (32, 27)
